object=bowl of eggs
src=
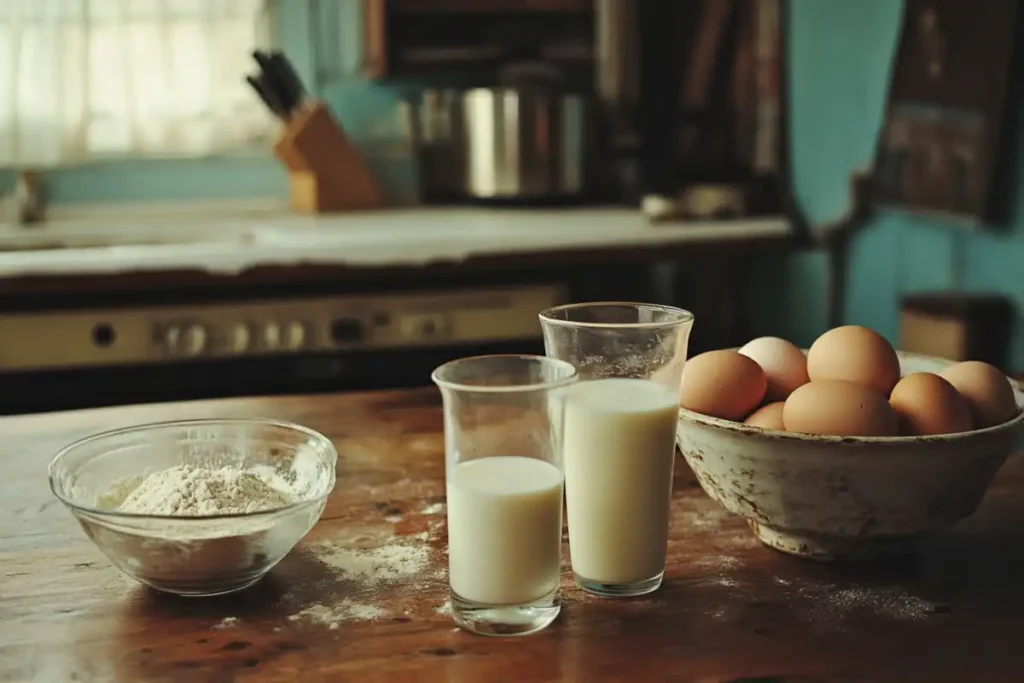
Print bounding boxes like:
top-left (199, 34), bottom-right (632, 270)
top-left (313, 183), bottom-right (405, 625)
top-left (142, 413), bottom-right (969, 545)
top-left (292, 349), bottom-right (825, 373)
top-left (676, 325), bottom-right (1024, 562)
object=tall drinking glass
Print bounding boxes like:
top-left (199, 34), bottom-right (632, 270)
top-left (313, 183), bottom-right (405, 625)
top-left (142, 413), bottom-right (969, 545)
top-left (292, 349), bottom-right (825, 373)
top-left (539, 303), bottom-right (693, 597)
top-left (432, 354), bottom-right (578, 637)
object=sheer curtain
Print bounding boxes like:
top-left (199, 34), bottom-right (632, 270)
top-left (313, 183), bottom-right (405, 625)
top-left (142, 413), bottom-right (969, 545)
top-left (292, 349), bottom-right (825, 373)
top-left (0, 0), bottom-right (277, 168)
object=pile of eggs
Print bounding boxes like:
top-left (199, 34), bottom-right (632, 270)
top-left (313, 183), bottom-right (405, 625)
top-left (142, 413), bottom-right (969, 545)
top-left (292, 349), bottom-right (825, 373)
top-left (680, 325), bottom-right (1019, 437)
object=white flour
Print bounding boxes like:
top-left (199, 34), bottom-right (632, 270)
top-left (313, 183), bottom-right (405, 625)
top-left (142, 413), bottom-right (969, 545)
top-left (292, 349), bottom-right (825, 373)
top-left (313, 541), bottom-right (430, 583)
top-left (692, 554), bottom-right (742, 572)
top-left (811, 585), bottom-right (936, 623)
top-left (708, 573), bottom-right (938, 629)
top-left (274, 534), bottom-right (442, 629)
top-left (213, 617), bottom-right (238, 630)
top-left (85, 462), bottom-right (325, 590)
top-left (106, 464), bottom-right (294, 516)
top-left (288, 600), bottom-right (385, 629)
top-left (420, 502), bottom-right (446, 515)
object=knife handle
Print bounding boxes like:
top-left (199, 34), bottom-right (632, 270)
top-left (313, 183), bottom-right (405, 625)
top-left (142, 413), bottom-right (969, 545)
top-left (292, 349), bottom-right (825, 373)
top-left (271, 51), bottom-right (307, 98)
top-left (252, 50), bottom-right (295, 114)
top-left (246, 74), bottom-right (287, 120)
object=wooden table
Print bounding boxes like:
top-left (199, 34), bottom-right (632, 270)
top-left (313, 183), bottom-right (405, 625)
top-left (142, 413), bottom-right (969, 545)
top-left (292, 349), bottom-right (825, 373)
top-left (3, 388), bottom-right (1023, 682)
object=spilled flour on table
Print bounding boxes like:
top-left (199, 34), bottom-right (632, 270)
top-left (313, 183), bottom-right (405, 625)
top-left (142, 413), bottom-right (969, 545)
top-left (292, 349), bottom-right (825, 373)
top-left (780, 574), bottom-right (938, 624)
top-left (279, 486), bottom-right (451, 629)
top-left (288, 600), bottom-right (385, 629)
top-left (692, 554), bottom-right (741, 572)
top-left (708, 576), bottom-right (740, 588)
top-left (279, 529), bottom-right (450, 628)
top-left (807, 585), bottom-right (937, 624)
top-left (705, 572), bottom-right (939, 631)
top-left (420, 502), bottom-right (446, 516)
top-left (313, 540), bottom-right (431, 583)
top-left (675, 504), bottom-right (733, 531)
top-left (212, 617), bottom-right (238, 630)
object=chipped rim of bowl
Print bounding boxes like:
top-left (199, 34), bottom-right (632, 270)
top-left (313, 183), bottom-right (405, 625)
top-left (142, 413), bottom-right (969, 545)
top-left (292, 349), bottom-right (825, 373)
top-left (678, 350), bottom-right (1024, 447)
top-left (47, 417), bottom-right (338, 522)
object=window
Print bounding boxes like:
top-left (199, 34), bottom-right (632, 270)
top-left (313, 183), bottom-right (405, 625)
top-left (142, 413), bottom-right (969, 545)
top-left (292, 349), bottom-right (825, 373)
top-left (0, 0), bottom-right (277, 168)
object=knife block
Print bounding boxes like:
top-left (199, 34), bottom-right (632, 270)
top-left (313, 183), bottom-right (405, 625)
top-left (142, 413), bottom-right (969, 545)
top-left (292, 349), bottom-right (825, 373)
top-left (273, 102), bottom-right (386, 213)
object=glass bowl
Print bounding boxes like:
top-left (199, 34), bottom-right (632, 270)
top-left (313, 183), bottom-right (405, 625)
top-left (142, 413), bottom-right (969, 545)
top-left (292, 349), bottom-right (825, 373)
top-left (48, 418), bottom-right (337, 597)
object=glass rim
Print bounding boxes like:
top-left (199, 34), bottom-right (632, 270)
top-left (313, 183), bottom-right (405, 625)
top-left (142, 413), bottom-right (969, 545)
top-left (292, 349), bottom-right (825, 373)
top-left (47, 417), bottom-right (338, 521)
top-left (431, 354), bottom-right (578, 394)
top-left (538, 301), bottom-right (695, 331)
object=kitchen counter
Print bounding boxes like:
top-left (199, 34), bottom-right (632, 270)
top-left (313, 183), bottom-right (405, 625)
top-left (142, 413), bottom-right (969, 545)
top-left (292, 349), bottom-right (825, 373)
top-left (0, 208), bottom-right (793, 295)
top-left (3, 388), bottom-right (1024, 681)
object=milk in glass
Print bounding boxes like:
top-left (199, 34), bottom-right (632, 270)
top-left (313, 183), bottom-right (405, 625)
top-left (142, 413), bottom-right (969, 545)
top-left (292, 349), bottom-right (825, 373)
top-left (562, 378), bottom-right (679, 585)
top-left (447, 455), bottom-right (564, 605)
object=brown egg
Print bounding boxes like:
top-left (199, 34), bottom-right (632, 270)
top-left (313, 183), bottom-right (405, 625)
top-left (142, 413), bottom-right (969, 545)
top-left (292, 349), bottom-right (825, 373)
top-left (738, 336), bottom-right (809, 401)
top-left (806, 325), bottom-right (901, 396)
top-left (744, 402), bottom-right (786, 430)
top-left (680, 350), bottom-right (766, 421)
top-left (889, 372), bottom-right (973, 435)
top-left (940, 361), bottom-right (1019, 428)
top-left (783, 380), bottom-right (898, 437)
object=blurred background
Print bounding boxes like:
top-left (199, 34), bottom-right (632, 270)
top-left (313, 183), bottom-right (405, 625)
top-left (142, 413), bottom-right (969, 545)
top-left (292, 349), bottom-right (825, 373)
top-left (0, 0), bottom-right (1020, 415)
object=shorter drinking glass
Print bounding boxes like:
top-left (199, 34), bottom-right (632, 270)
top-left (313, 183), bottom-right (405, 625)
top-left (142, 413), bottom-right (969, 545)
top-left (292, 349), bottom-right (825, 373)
top-left (432, 354), bottom-right (577, 637)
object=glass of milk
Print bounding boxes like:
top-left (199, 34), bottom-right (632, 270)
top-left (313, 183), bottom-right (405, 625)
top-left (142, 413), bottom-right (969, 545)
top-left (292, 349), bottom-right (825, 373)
top-left (539, 303), bottom-right (693, 597)
top-left (432, 354), bottom-right (578, 637)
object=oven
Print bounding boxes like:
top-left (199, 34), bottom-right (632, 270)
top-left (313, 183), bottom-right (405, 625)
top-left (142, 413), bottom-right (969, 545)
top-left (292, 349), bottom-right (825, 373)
top-left (0, 282), bottom-right (565, 415)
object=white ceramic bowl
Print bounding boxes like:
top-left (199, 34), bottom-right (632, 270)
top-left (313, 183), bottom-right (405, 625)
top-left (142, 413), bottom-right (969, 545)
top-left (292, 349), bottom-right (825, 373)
top-left (49, 419), bottom-right (337, 596)
top-left (676, 352), bottom-right (1024, 562)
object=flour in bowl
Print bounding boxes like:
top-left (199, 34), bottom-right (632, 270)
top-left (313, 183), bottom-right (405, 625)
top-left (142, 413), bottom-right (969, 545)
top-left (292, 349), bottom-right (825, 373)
top-left (103, 464), bottom-right (295, 516)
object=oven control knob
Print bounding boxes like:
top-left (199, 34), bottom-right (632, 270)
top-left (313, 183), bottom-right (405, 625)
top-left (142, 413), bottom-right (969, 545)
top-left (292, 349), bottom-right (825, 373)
top-left (162, 325), bottom-right (183, 354)
top-left (283, 321), bottom-right (307, 350)
top-left (261, 322), bottom-right (281, 350)
top-left (181, 323), bottom-right (208, 356)
top-left (227, 323), bottom-right (251, 353)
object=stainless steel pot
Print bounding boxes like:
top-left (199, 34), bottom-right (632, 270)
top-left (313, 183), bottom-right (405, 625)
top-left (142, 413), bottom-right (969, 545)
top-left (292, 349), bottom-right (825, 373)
top-left (460, 87), bottom-right (588, 200)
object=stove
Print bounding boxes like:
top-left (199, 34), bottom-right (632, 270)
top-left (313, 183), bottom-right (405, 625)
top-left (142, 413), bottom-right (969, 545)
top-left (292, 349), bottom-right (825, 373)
top-left (0, 283), bottom-right (564, 414)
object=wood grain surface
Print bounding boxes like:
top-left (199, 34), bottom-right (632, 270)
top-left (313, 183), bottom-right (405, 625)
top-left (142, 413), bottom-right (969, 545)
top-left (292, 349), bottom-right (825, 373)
top-left (2, 388), bottom-right (1024, 682)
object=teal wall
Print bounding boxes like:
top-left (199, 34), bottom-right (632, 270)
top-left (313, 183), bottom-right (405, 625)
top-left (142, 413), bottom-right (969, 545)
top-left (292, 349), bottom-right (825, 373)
top-left (3, 0), bottom-right (1021, 368)
top-left (752, 0), bottom-right (1024, 372)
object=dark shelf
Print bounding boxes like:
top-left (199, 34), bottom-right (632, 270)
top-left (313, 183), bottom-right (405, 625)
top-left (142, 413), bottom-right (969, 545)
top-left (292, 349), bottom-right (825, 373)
top-left (388, 0), bottom-right (591, 15)
top-left (372, 6), bottom-right (594, 79)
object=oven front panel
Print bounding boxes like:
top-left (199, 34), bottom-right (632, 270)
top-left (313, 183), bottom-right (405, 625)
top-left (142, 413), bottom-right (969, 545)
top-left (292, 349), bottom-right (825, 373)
top-left (0, 284), bottom-right (563, 372)
top-left (0, 283), bottom-right (565, 414)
